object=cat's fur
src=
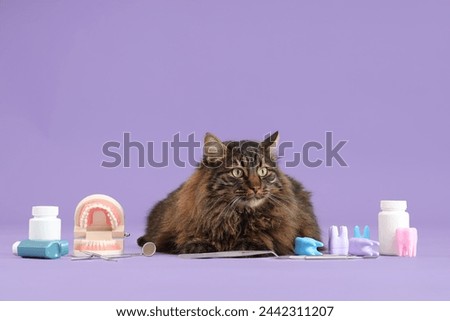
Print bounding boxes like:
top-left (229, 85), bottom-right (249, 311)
top-left (137, 132), bottom-right (321, 255)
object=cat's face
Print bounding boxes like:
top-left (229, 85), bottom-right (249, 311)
top-left (203, 132), bottom-right (281, 209)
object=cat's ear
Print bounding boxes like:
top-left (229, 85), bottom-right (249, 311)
top-left (261, 131), bottom-right (279, 161)
top-left (203, 132), bottom-right (226, 165)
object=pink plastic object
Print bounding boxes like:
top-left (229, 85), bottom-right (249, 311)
top-left (395, 227), bottom-right (417, 257)
top-left (348, 238), bottom-right (379, 257)
top-left (328, 225), bottom-right (349, 255)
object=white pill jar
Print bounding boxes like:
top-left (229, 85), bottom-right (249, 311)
top-left (378, 200), bottom-right (410, 255)
top-left (29, 206), bottom-right (61, 241)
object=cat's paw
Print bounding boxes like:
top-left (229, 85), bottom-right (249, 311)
top-left (137, 236), bottom-right (148, 247)
top-left (180, 242), bottom-right (217, 254)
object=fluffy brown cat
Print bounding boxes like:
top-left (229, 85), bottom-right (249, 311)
top-left (137, 132), bottom-right (321, 255)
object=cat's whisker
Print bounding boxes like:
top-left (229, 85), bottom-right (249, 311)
top-left (217, 196), bottom-right (240, 218)
top-left (231, 196), bottom-right (243, 210)
top-left (268, 195), bottom-right (296, 217)
top-left (205, 195), bottom-right (228, 212)
top-left (271, 193), bottom-right (297, 207)
top-left (228, 196), bottom-right (245, 219)
top-left (269, 195), bottom-right (294, 209)
top-left (267, 195), bottom-right (284, 208)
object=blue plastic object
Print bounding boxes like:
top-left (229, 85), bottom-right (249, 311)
top-left (354, 225), bottom-right (370, 239)
top-left (328, 225), bottom-right (349, 255)
top-left (12, 240), bottom-right (69, 259)
top-left (294, 237), bottom-right (323, 256)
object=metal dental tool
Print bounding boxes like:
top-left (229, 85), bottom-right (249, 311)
top-left (71, 242), bottom-right (156, 261)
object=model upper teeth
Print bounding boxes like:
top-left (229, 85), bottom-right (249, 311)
top-left (79, 203), bottom-right (118, 229)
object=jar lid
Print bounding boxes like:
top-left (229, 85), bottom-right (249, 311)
top-left (380, 200), bottom-right (407, 211)
top-left (32, 206), bottom-right (59, 217)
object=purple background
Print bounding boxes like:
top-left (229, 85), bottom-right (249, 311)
top-left (1, 1), bottom-right (449, 300)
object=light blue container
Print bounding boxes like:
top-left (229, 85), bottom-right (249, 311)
top-left (12, 239), bottom-right (69, 259)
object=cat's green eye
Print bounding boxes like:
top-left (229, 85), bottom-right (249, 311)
top-left (231, 168), bottom-right (243, 178)
top-left (257, 167), bottom-right (268, 177)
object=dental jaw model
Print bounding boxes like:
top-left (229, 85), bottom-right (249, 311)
top-left (73, 194), bottom-right (125, 256)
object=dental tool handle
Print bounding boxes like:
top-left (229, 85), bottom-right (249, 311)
top-left (113, 242), bottom-right (157, 258)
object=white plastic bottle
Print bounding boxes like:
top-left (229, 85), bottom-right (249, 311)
top-left (378, 200), bottom-right (410, 255)
top-left (29, 206), bottom-right (61, 241)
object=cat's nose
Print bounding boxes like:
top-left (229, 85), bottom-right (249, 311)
top-left (248, 187), bottom-right (263, 197)
top-left (246, 189), bottom-right (256, 198)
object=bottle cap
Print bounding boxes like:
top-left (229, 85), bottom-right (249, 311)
top-left (380, 200), bottom-right (407, 211)
top-left (32, 206), bottom-right (59, 217)
top-left (12, 241), bottom-right (20, 255)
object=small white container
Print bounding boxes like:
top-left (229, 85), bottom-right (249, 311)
top-left (378, 200), bottom-right (410, 255)
top-left (29, 206), bottom-right (61, 241)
